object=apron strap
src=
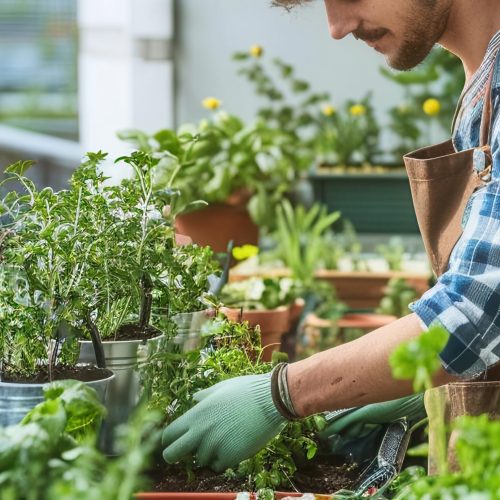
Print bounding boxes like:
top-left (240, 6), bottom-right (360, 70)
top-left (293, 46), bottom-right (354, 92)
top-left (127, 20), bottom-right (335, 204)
top-left (480, 47), bottom-right (500, 146)
top-left (452, 47), bottom-right (500, 146)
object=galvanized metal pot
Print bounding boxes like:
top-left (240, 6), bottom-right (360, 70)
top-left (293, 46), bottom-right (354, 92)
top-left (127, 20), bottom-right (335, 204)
top-left (170, 310), bottom-right (214, 352)
top-left (0, 368), bottom-right (115, 427)
top-left (79, 335), bottom-right (163, 454)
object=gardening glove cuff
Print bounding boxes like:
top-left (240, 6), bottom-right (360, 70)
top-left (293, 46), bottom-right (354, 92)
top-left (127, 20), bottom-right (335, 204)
top-left (270, 362), bottom-right (301, 420)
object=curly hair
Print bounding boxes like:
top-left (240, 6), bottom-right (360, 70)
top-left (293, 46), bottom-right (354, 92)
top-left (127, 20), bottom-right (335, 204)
top-left (271, 0), bottom-right (312, 10)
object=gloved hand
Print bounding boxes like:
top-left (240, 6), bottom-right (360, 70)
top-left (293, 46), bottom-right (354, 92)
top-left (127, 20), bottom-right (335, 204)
top-left (162, 373), bottom-right (287, 472)
top-left (319, 393), bottom-right (425, 457)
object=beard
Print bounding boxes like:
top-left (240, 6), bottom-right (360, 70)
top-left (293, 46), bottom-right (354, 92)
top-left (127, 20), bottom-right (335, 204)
top-left (386, 0), bottom-right (451, 70)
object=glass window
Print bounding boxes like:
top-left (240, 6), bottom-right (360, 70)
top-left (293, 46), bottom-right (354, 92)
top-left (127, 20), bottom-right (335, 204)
top-left (0, 0), bottom-right (78, 141)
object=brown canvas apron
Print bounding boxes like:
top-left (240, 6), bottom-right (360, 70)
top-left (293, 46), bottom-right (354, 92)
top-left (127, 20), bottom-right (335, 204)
top-left (403, 70), bottom-right (498, 474)
top-left (403, 79), bottom-right (494, 277)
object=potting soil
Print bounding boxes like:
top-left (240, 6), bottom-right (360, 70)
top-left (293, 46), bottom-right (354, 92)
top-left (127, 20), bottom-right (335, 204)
top-left (148, 458), bottom-right (356, 495)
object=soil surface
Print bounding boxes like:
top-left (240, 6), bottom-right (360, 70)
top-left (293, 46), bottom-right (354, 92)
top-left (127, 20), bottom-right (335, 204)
top-left (113, 323), bottom-right (163, 341)
top-left (148, 457), bottom-right (357, 495)
top-left (2, 365), bottom-right (113, 384)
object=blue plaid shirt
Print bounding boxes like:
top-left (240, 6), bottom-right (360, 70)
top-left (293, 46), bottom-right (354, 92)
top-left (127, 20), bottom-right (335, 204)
top-left (410, 31), bottom-right (500, 377)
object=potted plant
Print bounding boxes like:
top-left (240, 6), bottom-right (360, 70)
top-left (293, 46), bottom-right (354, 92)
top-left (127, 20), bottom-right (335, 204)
top-left (0, 380), bottom-right (161, 497)
top-left (119, 96), bottom-right (307, 251)
top-left (139, 316), bottom-right (358, 496)
top-left (219, 276), bottom-right (303, 361)
top-left (51, 151), bottom-right (220, 453)
top-left (231, 201), bottom-right (431, 311)
top-left (0, 160), bottom-right (114, 427)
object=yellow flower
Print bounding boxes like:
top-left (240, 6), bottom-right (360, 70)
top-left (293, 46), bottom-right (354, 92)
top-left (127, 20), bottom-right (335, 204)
top-left (350, 104), bottom-right (366, 116)
top-left (249, 45), bottom-right (263, 58)
top-left (232, 244), bottom-right (259, 261)
top-left (322, 104), bottom-right (336, 117)
top-left (423, 98), bottom-right (441, 116)
top-left (202, 97), bottom-right (222, 110)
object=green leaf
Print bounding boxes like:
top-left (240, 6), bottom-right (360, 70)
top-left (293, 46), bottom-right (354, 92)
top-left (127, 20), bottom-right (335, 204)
top-left (389, 325), bottom-right (449, 392)
top-left (5, 160), bottom-right (35, 176)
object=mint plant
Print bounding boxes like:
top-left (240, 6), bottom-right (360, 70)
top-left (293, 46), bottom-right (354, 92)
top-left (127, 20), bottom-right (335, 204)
top-left (0, 380), bottom-right (160, 499)
top-left (144, 315), bottom-right (327, 490)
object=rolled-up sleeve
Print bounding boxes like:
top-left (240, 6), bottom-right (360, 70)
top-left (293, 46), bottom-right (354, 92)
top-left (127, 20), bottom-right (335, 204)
top-left (410, 178), bottom-right (500, 377)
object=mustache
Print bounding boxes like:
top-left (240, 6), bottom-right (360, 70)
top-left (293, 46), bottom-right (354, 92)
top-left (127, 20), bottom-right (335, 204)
top-left (353, 27), bottom-right (389, 42)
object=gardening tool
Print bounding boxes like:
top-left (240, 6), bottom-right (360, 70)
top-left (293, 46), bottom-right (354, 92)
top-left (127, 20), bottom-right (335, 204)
top-left (319, 394), bottom-right (426, 494)
top-left (207, 240), bottom-right (234, 297)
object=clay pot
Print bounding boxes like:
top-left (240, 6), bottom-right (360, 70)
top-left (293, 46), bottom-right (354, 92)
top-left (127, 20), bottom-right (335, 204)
top-left (336, 312), bottom-right (397, 331)
top-left (221, 305), bottom-right (292, 362)
top-left (175, 194), bottom-right (258, 253)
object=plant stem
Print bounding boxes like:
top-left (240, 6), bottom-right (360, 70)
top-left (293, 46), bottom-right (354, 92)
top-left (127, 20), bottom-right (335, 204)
top-left (85, 312), bottom-right (107, 369)
top-left (139, 274), bottom-right (153, 330)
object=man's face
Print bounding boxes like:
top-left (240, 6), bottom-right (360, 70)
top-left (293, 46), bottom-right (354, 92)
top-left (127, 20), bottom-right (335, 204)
top-left (324, 0), bottom-right (452, 70)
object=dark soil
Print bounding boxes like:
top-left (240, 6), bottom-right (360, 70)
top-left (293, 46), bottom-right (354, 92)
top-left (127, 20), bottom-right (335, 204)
top-left (113, 323), bottom-right (163, 341)
top-left (2, 365), bottom-right (114, 384)
top-left (148, 457), bottom-right (357, 495)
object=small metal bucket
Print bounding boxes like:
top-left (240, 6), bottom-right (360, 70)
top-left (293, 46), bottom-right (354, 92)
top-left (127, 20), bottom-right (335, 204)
top-left (170, 310), bottom-right (214, 352)
top-left (79, 335), bottom-right (163, 454)
top-left (0, 368), bottom-right (115, 427)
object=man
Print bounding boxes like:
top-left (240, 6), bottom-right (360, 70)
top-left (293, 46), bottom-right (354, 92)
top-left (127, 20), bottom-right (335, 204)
top-left (162, 0), bottom-right (500, 473)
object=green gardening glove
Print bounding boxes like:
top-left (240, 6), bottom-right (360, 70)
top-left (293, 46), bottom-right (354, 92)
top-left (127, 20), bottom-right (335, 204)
top-left (319, 393), bottom-right (426, 455)
top-left (162, 373), bottom-right (287, 472)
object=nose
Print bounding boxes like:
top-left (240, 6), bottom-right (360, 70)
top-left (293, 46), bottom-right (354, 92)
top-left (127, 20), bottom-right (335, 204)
top-left (324, 0), bottom-right (359, 40)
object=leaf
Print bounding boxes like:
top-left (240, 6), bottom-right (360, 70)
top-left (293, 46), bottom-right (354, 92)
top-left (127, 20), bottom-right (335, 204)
top-left (389, 325), bottom-right (449, 392)
top-left (5, 160), bottom-right (35, 176)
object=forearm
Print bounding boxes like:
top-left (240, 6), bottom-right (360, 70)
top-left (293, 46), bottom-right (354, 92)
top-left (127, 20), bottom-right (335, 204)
top-left (287, 313), bottom-right (457, 417)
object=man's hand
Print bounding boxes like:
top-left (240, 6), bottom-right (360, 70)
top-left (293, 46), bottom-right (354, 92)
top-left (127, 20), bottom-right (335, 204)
top-left (162, 373), bottom-right (286, 472)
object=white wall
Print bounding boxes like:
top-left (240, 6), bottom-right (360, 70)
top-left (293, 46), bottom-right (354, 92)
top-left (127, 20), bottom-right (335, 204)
top-left (78, 0), bottom-right (175, 162)
top-left (175, 0), bottom-right (413, 154)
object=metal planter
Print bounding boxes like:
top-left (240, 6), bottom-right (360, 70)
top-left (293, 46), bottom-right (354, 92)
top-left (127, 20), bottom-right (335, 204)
top-left (170, 310), bottom-right (214, 352)
top-left (0, 368), bottom-right (115, 427)
top-left (78, 335), bottom-right (163, 454)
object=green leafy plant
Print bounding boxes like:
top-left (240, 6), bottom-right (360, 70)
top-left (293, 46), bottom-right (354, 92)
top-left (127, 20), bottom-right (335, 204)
top-left (143, 315), bottom-right (328, 490)
top-left (376, 237), bottom-right (405, 272)
top-left (273, 200), bottom-right (341, 288)
top-left (0, 380), bottom-right (160, 500)
top-left (220, 277), bottom-right (300, 310)
top-left (313, 96), bottom-right (380, 166)
top-left (389, 325), bottom-right (449, 393)
top-left (233, 46), bottom-right (380, 167)
top-left (0, 153), bottom-right (218, 380)
top-left (119, 105), bottom-right (306, 232)
top-left (387, 324), bottom-right (500, 499)
top-left (376, 278), bottom-right (419, 318)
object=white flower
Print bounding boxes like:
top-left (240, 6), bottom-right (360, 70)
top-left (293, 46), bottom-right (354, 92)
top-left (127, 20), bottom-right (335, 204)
top-left (246, 278), bottom-right (265, 301)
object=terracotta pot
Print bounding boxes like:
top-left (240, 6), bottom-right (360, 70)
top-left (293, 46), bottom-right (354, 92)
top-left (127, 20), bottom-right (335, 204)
top-left (336, 312), bottom-right (397, 331)
top-left (314, 270), bottom-right (430, 310)
top-left (136, 492), bottom-right (305, 499)
top-left (175, 204), bottom-right (258, 253)
top-left (221, 305), bottom-right (291, 362)
top-left (299, 312), bottom-right (397, 356)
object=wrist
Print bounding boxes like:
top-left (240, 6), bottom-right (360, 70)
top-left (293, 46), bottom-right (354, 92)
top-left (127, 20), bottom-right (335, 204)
top-left (270, 363), bottom-right (300, 420)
